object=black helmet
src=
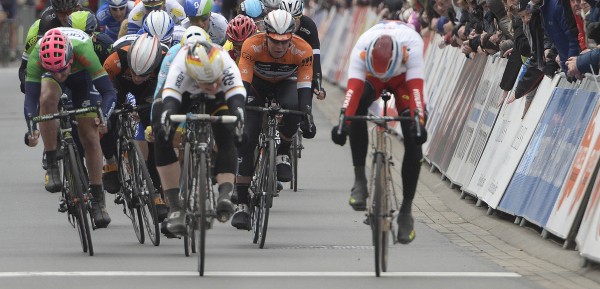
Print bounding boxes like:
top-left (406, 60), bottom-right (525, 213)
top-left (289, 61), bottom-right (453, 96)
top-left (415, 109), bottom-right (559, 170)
top-left (51, 0), bottom-right (79, 11)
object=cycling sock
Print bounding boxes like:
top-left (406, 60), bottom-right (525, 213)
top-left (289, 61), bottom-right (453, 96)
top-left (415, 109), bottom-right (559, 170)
top-left (218, 182), bottom-right (234, 198)
top-left (164, 188), bottom-right (181, 210)
top-left (277, 139), bottom-right (291, 156)
top-left (354, 166), bottom-right (367, 182)
top-left (89, 184), bottom-right (103, 200)
top-left (236, 184), bottom-right (250, 204)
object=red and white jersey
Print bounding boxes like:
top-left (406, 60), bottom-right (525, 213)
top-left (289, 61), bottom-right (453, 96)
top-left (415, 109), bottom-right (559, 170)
top-left (347, 21), bottom-right (424, 82)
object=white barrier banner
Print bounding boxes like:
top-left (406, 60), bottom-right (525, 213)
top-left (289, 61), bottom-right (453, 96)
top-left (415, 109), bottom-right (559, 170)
top-left (546, 92), bottom-right (600, 239)
top-left (446, 57), bottom-right (505, 187)
top-left (479, 76), bottom-right (558, 209)
top-left (576, 171), bottom-right (600, 262)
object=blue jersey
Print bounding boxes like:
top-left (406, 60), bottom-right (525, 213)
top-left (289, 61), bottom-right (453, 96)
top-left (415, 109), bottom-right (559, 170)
top-left (154, 43), bottom-right (182, 101)
top-left (96, 2), bottom-right (133, 42)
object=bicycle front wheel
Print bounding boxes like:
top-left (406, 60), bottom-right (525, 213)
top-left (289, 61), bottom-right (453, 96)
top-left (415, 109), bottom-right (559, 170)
top-left (290, 133), bottom-right (299, 191)
top-left (196, 151), bottom-right (209, 276)
top-left (132, 142), bottom-right (160, 246)
top-left (67, 145), bottom-right (94, 256)
top-left (372, 152), bottom-right (387, 276)
top-left (119, 143), bottom-right (144, 244)
top-left (258, 139), bottom-right (276, 249)
top-left (181, 143), bottom-right (196, 257)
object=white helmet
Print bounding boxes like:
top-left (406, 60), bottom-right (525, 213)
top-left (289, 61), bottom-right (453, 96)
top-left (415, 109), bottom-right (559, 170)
top-left (263, 9), bottom-right (295, 40)
top-left (127, 33), bottom-right (163, 76)
top-left (181, 26), bottom-right (211, 45)
top-left (261, 0), bottom-right (281, 10)
top-left (143, 10), bottom-right (175, 44)
top-left (185, 41), bottom-right (225, 83)
top-left (279, 0), bottom-right (303, 17)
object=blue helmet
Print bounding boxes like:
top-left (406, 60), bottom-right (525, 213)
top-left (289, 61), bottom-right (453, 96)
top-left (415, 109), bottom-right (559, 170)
top-left (142, 10), bottom-right (175, 45)
top-left (184, 0), bottom-right (212, 17)
top-left (108, 0), bottom-right (128, 8)
top-left (240, 0), bottom-right (264, 18)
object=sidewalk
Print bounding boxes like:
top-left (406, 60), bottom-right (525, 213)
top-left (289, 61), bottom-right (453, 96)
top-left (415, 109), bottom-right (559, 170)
top-left (315, 81), bottom-right (600, 289)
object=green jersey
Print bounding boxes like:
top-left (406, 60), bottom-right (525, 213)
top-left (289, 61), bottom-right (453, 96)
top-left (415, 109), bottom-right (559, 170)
top-left (23, 20), bottom-right (41, 60)
top-left (26, 27), bottom-right (107, 83)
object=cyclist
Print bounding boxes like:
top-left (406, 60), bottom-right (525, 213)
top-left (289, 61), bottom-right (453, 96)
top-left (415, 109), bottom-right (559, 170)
top-left (139, 10), bottom-right (176, 46)
top-left (224, 15), bottom-right (257, 62)
top-left (96, 0), bottom-right (134, 42)
top-left (19, 0), bottom-right (83, 93)
top-left (24, 28), bottom-right (117, 228)
top-left (101, 33), bottom-right (169, 220)
top-left (279, 0), bottom-right (325, 100)
top-left (152, 40), bottom-right (246, 237)
top-left (233, 9), bottom-right (314, 230)
top-left (330, 21), bottom-right (427, 245)
top-left (240, 0), bottom-right (265, 19)
top-left (127, 0), bottom-right (185, 34)
top-left (182, 0), bottom-right (228, 45)
top-left (67, 11), bottom-right (114, 64)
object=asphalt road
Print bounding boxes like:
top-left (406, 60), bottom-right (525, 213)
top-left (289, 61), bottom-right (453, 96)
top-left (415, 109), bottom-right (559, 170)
top-left (0, 67), bottom-right (542, 288)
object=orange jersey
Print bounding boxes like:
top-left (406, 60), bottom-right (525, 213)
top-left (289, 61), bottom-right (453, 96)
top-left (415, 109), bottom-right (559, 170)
top-left (238, 33), bottom-right (313, 88)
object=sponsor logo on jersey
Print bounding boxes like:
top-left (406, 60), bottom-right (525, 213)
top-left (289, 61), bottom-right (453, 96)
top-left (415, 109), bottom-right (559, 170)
top-left (132, 11), bottom-right (144, 21)
top-left (342, 89), bottom-right (353, 108)
top-left (299, 27), bottom-right (310, 35)
top-left (222, 68), bottom-right (234, 86)
top-left (176, 71), bottom-right (184, 88)
top-left (171, 8), bottom-right (184, 18)
top-left (251, 44), bottom-right (262, 53)
top-left (289, 44), bottom-right (306, 56)
top-left (300, 56), bottom-right (312, 67)
top-left (402, 94), bottom-right (409, 100)
top-left (241, 52), bottom-right (254, 61)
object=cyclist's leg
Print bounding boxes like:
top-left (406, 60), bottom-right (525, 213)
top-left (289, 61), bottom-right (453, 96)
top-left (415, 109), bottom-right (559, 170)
top-left (393, 75), bottom-right (422, 244)
top-left (347, 78), bottom-right (379, 210)
top-left (152, 96), bottom-right (184, 235)
top-left (209, 100), bottom-right (236, 221)
top-left (274, 80), bottom-right (300, 182)
top-left (68, 73), bottom-right (111, 227)
top-left (39, 74), bottom-right (64, 192)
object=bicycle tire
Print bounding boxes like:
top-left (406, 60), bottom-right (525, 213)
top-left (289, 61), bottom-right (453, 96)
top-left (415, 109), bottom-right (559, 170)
top-left (181, 143), bottom-right (194, 257)
top-left (68, 145), bottom-right (94, 256)
top-left (259, 139), bottom-right (276, 249)
top-left (132, 142), bottom-right (160, 246)
top-left (64, 148), bottom-right (87, 253)
top-left (120, 143), bottom-right (144, 244)
top-left (197, 151), bottom-right (209, 276)
top-left (290, 133), bottom-right (298, 191)
top-left (251, 146), bottom-right (266, 244)
top-left (372, 153), bottom-right (386, 276)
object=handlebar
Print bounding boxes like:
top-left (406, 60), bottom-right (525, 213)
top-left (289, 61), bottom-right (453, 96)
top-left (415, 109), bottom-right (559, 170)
top-left (112, 103), bottom-right (152, 115)
top-left (170, 114), bottom-right (238, 123)
top-left (31, 106), bottom-right (99, 123)
top-left (246, 105), bottom-right (307, 116)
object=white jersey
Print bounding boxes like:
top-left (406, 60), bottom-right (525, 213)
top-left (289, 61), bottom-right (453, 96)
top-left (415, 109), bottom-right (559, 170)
top-left (347, 21), bottom-right (424, 81)
top-left (162, 44), bottom-right (246, 102)
top-left (181, 13), bottom-right (228, 45)
top-left (171, 25), bottom-right (186, 46)
top-left (127, 0), bottom-right (186, 33)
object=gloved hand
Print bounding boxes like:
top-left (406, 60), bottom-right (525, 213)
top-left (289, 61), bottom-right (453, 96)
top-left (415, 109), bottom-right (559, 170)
top-left (402, 109), bottom-right (428, 145)
top-left (144, 126), bottom-right (155, 142)
top-left (331, 125), bottom-right (348, 146)
top-left (24, 130), bottom-right (40, 147)
top-left (156, 110), bottom-right (173, 142)
top-left (232, 107), bottom-right (247, 147)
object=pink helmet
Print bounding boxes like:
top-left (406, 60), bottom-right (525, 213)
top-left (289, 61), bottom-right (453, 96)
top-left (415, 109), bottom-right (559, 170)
top-left (39, 29), bottom-right (74, 72)
top-left (226, 15), bottom-right (257, 43)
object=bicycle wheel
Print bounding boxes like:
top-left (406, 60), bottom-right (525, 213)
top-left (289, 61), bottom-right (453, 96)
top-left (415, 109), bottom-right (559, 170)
top-left (258, 139), bottom-right (276, 249)
top-left (120, 143), bottom-right (144, 244)
top-left (290, 133), bottom-right (298, 191)
top-left (372, 153), bottom-right (386, 276)
top-left (251, 146), bottom-right (266, 244)
top-left (196, 151), bottom-right (209, 276)
top-left (132, 142), bottom-right (160, 246)
top-left (181, 143), bottom-right (195, 256)
top-left (68, 145), bottom-right (94, 256)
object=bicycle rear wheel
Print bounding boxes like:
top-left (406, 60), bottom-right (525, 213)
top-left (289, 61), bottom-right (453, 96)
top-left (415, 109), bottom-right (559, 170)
top-left (258, 139), bottom-right (276, 249)
top-left (196, 151), bottom-right (209, 276)
top-left (67, 145), bottom-right (94, 256)
top-left (132, 142), bottom-right (160, 246)
top-left (372, 153), bottom-right (387, 276)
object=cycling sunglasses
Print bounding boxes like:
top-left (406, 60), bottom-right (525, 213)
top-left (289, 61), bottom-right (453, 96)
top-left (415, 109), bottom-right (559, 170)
top-left (144, 1), bottom-right (164, 10)
top-left (110, 6), bottom-right (126, 11)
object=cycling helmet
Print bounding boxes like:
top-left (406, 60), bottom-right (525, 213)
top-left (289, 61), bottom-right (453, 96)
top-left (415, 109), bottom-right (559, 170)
top-left (67, 11), bottom-right (98, 35)
top-left (279, 0), bottom-right (303, 17)
top-left (181, 26), bottom-right (211, 45)
top-left (227, 15), bottom-right (257, 43)
top-left (39, 29), bottom-right (74, 72)
top-left (261, 0), bottom-right (281, 11)
top-left (263, 9), bottom-right (295, 40)
top-left (185, 41), bottom-right (225, 83)
top-left (128, 33), bottom-right (163, 76)
top-left (108, 0), bottom-right (128, 8)
top-left (184, 0), bottom-right (212, 17)
top-left (143, 10), bottom-right (175, 44)
top-left (240, 0), bottom-right (264, 18)
top-left (365, 34), bottom-right (401, 79)
top-left (51, 0), bottom-right (79, 11)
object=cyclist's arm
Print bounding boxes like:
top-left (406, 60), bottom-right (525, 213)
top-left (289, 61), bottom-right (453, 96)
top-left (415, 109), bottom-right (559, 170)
top-left (237, 39), bottom-right (256, 84)
top-left (19, 20), bottom-right (41, 93)
top-left (79, 41), bottom-right (117, 117)
top-left (403, 36), bottom-right (426, 122)
top-left (166, 0), bottom-right (186, 24)
top-left (103, 51), bottom-right (122, 81)
top-left (342, 43), bottom-right (368, 117)
top-left (153, 44), bottom-right (180, 101)
top-left (221, 50), bottom-right (247, 113)
top-left (296, 43), bottom-right (314, 112)
top-left (301, 16), bottom-right (322, 88)
top-left (127, 4), bottom-right (144, 34)
top-left (23, 46), bottom-right (43, 120)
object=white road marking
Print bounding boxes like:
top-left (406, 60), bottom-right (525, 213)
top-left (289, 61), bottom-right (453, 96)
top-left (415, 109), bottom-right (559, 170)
top-left (0, 271), bottom-right (521, 278)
